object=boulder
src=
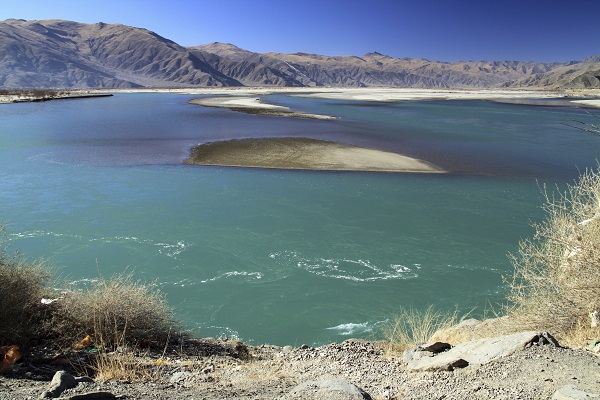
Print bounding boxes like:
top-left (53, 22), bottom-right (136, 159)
top-left (65, 392), bottom-right (120, 400)
top-left (405, 331), bottom-right (559, 372)
top-left (40, 370), bottom-right (77, 398)
top-left (285, 379), bottom-right (372, 400)
top-left (552, 385), bottom-right (599, 400)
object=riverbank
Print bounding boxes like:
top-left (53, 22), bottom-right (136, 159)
top-left (1, 334), bottom-right (598, 399)
top-left (185, 137), bottom-right (444, 173)
top-left (0, 90), bottom-right (112, 104)
top-left (113, 86), bottom-right (600, 103)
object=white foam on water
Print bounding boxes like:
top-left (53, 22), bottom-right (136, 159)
top-left (13, 231), bottom-right (191, 260)
top-left (11, 230), bottom-right (84, 239)
top-left (195, 324), bottom-right (241, 341)
top-left (326, 322), bottom-right (373, 335)
top-left (200, 271), bottom-right (263, 283)
top-left (171, 278), bottom-right (194, 287)
top-left (269, 250), bottom-right (419, 282)
top-left (93, 236), bottom-right (190, 259)
top-left (154, 240), bottom-right (189, 258)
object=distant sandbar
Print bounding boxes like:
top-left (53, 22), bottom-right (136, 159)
top-left (185, 137), bottom-right (443, 173)
top-left (189, 96), bottom-right (335, 119)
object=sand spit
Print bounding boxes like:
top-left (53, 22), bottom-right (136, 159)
top-left (572, 99), bottom-right (600, 108)
top-left (185, 137), bottom-right (443, 173)
top-left (189, 96), bottom-right (335, 119)
top-left (0, 91), bottom-right (112, 104)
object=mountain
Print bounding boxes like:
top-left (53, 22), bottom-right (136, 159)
top-left (0, 19), bottom-right (240, 88)
top-left (201, 46), bottom-right (560, 88)
top-left (0, 19), bottom-right (599, 89)
top-left (509, 56), bottom-right (600, 89)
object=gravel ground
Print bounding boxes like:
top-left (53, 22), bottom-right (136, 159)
top-left (0, 338), bottom-right (598, 399)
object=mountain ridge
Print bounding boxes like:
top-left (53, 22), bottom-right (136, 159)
top-left (1, 19), bottom-right (599, 89)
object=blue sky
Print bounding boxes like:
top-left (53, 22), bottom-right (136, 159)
top-left (1, 0), bottom-right (598, 62)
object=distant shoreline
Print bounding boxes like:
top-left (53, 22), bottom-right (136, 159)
top-left (185, 137), bottom-right (444, 173)
top-left (0, 91), bottom-right (112, 104)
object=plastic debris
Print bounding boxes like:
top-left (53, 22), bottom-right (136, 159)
top-left (74, 335), bottom-right (92, 350)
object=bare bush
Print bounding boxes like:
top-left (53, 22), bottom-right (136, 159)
top-left (508, 167), bottom-right (600, 345)
top-left (50, 273), bottom-right (183, 349)
top-left (0, 225), bottom-right (52, 346)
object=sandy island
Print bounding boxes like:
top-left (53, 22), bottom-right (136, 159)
top-left (185, 137), bottom-right (443, 173)
top-left (189, 96), bottom-right (335, 119)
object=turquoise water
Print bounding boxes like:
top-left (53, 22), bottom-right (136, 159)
top-left (0, 93), bottom-right (598, 345)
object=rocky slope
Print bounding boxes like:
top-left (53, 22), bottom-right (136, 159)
top-left (0, 19), bottom-right (239, 88)
top-left (1, 19), bottom-right (599, 89)
top-left (511, 56), bottom-right (600, 89)
top-left (195, 43), bottom-right (564, 88)
top-left (0, 335), bottom-right (598, 399)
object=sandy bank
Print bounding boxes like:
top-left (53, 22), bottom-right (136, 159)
top-left (291, 88), bottom-right (572, 102)
top-left (185, 137), bottom-right (443, 173)
top-left (0, 92), bottom-right (112, 104)
top-left (189, 96), bottom-right (335, 119)
top-left (572, 99), bottom-right (600, 108)
top-left (114, 87), bottom-right (595, 102)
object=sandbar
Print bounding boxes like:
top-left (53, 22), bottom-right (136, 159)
top-left (189, 96), bottom-right (335, 119)
top-left (0, 91), bottom-right (112, 104)
top-left (184, 137), bottom-right (443, 173)
top-left (571, 99), bottom-right (600, 108)
top-left (291, 88), bottom-right (572, 102)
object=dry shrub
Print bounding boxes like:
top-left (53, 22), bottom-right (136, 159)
top-left (89, 344), bottom-right (160, 383)
top-left (508, 167), bottom-right (600, 345)
top-left (92, 350), bottom-right (142, 382)
top-left (429, 315), bottom-right (515, 344)
top-left (381, 305), bottom-right (458, 353)
top-left (51, 273), bottom-right (182, 349)
top-left (0, 225), bottom-right (52, 346)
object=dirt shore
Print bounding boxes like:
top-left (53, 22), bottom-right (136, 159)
top-left (184, 138), bottom-right (444, 173)
top-left (0, 338), bottom-right (598, 399)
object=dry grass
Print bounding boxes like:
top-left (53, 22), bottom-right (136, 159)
top-left (0, 225), bottom-right (53, 346)
top-left (50, 272), bottom-right (182, 349)
top-left (381, 305), bottom-right (459, 353)
top-left (507, 167), bottom-right (600, 345)
top-left (87, 336), bottom-right (167, 383)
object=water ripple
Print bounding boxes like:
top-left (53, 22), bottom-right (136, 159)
top-left (269, 250), bottom-right (419, 282)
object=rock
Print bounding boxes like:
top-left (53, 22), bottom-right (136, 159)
top-left (406, 331), bottom-right (559, 372)
top-left (202, 363), bottom-right (215, 373)
top-left (282, 345), bottom-right (294, 353)
top-left (590, 310), bottom-right (600, 328)
top-left (285, 379), bottom-right (372, 400)
top-left (552, 385), bottom-right (600, 399)
top-left (40, 370), bottom-right (77, 398)
top-left (75, 376), bottom-right (94, 383)
top-left (169, 371), bottom-right (195, 385)
top-left (66, 392), bottom-right (121, 399)
top-left (404, 349), bottom-right (469, 372)
top-left (418, 341), bottom-right (452, 353)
